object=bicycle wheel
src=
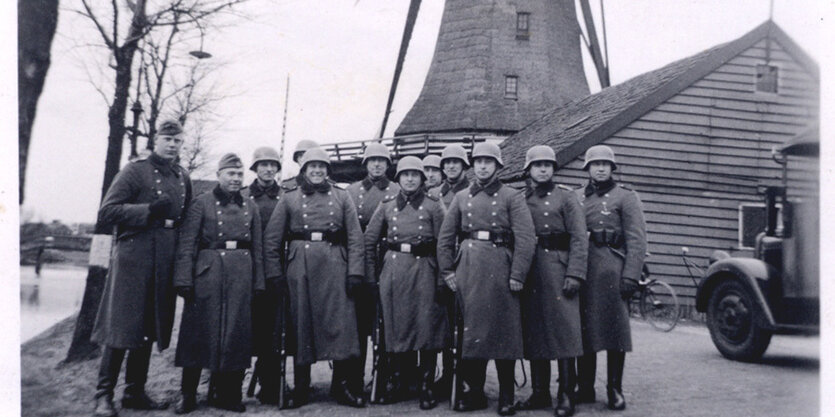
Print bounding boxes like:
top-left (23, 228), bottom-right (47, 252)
top-left (640, 280), bottom-right (680, 332)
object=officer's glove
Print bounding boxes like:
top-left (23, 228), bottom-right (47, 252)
top-left (620, 278), bottom-right (640, 300)
top-left (443, 272), bottom-right (457, 292)
top-left (175, 286), bottom-right (194, 301)
top-left (435, 284), bottom-right (452, 304)
top-left (562, 277), bottom-right (581, 298)
top-left (509, 279), bottom-right (524, 292)
top-left (346, 275), bottom-right (364, 298)
top-left (148, 195), bottom-right (172, 220)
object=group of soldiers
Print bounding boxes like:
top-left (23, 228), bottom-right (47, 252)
top-left (90, 119), bottom-right (647, 417)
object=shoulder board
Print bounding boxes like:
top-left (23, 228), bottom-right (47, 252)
top-left (557, 184), bottom-right (573, 191)
top-left (424, 193), bottom-right (439, 202)
top-left (509, 183), bottom-right (526, 191)
top-left (282, 184), bottom-right (299, 192)
top-left (382, 194), bottom-right (397, 203)
top-left (618, 183), bottom-right (633, 191)
top-left (330, 182), bottom-right (345, 190)
top-left (130, 155), bottom-right (149, 163)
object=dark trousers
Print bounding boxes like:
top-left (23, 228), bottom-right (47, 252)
top-left (461, 359), bottom-right (515, 402)
top-left (577, 350), bottom-right (625, 391)
top-left (183, 367), bottom-right (245, 405)
top-left (95, 345), bottom-right (152, 400)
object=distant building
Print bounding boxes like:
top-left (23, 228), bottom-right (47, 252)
top-left (499, 21), bottom-right (819, 305)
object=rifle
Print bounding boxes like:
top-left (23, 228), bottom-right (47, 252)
top-left (450, 293), bottom-right (463, 409)
top-left (246, 361), bottom-right (260, 397)
top-left (369, 284), bottom-right (387, 403)
top-left (277, 287), bottom-right (289, 408)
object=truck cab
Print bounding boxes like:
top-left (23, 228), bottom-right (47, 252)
top-left (695, 127), bottom-right (819, 361)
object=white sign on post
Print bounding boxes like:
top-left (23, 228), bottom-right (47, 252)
top-left (88, 234), bottom-right (113, 268)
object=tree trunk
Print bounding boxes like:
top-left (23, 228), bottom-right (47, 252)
top-left (18, 0), bottom-right (59, 204)
top-left (65, 0), bottom-right (148, 364)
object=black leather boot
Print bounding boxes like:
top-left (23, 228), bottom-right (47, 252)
top-left (122, 345), bottom-right (167, 410)
top-left (436, 348), bottom-right (454, 399)
top-left (515, 360), bottom-right (551, 410)
top-left (331, 360), bottom-right (366, 408)
top-left (606, 350), bottom-right (626, 410)
top-left (496, 360), bottom-right (516, 416)
top-left (255, 354), bottom-right (279, 405)
top-left (285, 364), bottom-right (311, 409)
top-left (211, 371), bottom-right (246, 413)
top-left (175, 367), bottom-right (200, 414)
top-left (555, 359), bottom-right (576, 417)
top-left (453, 359), bottom-right (488, 412)
top-left (94, 347), bottom-right (125, 417)
top-left (419, 350), bottom-right (438, 410)
top-left (575, 353), bottom-right (596, 404)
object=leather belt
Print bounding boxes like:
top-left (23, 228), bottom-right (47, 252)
top-left (152, 218), bottom-right (179, 229)
top-left (288, 230), bottom-right (346, 245)
top-left (460, 230), bottom-right (513, 248)
top-left (199, 240), bottom-right (252, 250)
top-left (386, 240), bottom-right (436, 257)
top-left (537, 232), bottom-right (571, 251)
top-left (588, 228), bottom-right (624, 249)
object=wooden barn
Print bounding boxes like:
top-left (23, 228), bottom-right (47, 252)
top-left (498, 21), bottom-right (819, 309)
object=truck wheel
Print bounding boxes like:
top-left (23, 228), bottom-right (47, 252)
top-left (706, 279), bottom-right (772, 362)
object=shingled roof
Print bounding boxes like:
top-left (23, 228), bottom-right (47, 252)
top-left (499, 20), bottom-right (818, 181)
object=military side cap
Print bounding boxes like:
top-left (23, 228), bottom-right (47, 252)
top-left (218, 153), bottom-right (244, 171)
top-left (158, 119), bottom-right (183, 136)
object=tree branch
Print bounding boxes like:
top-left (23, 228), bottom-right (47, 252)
top-left (79, 0), bottom-right (115, 50)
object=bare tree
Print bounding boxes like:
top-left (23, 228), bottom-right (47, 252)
top-left (65, 0), bottom-right (248, 364)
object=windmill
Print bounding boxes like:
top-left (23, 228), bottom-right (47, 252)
top-left (323, 0), bottom-right (611, 181)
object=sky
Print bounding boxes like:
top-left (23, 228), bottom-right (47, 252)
top-left (20, 0), bottom-right (827, 224)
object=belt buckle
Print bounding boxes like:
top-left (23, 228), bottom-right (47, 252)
top-left (476, 231), bottom-right (490, 240)
top-left (164, 219), bottom-right (175, 228)
top-left (401, 243), bottom-right (412, 253)
top-left (310, 232), bottom-right (323, 242)
top-left (225, 241), bottom-right (237, 249)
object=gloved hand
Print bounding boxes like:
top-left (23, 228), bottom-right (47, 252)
top-left (148, 195), bottom-right (172, 220)
top-left (562, 277), bottom-right (581, 298)
top-left (509, 279), bottom-right (524, 292)
top-left (435, 284), bottom-right (452, 304)
top-left (176, 286), bottom-right (194, 301)
top-left (346, 275), bottom-right (364, 298)
top-left (620, 278), bottom-right (640, 300)
top-left (443, 272), bottom-right (457, 292)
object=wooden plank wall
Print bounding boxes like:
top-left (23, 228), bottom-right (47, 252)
top-left (548, 39), bottom-right (818, 304)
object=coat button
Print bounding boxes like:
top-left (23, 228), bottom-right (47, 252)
top-left (544, 212), bottom-right (549, 216)
top-left (418, 216), bottom-right (423, 220)
top-left (216, 201), bottom-right (221, 206)
top-left (467, 203), bottom-right (472, 207)
top-left (418, 225), bottom-right (423, 230)
top-left (217, 211), bottom-right (221, 214)
top-left (218, 221), bottom-right (223, 225)
top-left (328, 201), bottom-right (333, 206)
top-left (393, 227), bottom-right (397, 231)
top-left (492, 212), bottom-right (496, 216)
top-left (219, 232), bottom-right (224, 236)
top-left (304, 225), bottom-right (309, 229)
top-left (467, 213), bottom-right (472, 217)
top-left (392, 217), bottom-right (397, 221)
top-left (329, 212), bottom-right (334, 215)
top-left (305, 244), bottom-right (310, 249)
top-left (418, 206), bottom-right (423, 210)
top-left (545, 201), bottom-right (550, 205)
top-left (156, 179), bottom-right (161, 183)
top-left (221, 251), bottom-right (226, 256)
top-left (303, 213), bottom-right (308, 217)
top-left (492, 201), bottom-right (497, 205)
top-left (303, 204), bottom-right (308, 208)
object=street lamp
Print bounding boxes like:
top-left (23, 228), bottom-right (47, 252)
top-left (129, 100), bottom-right (143, 159)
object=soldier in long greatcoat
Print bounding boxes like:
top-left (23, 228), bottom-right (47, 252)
top-left (91, 120), bottom-right (191, 417)
top-left (364, 156), bottom-right (448, 409)
top-left (264, 147), bottom-right (368, 408)
top-left (437, 143), bottom-right (535, 416)
top-left (515, 146), bottom-right (588, 417)
top-left (575, 145), bottom-right (646, 411)
top-left (172, 153), bottom-right (265, 414)
top-left (240, 146), bottom-right (285, 405)
top-left (345, 142), bottom-right (400, 391)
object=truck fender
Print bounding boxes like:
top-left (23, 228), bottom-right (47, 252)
top-left (695, 257), bottom-right (779, 329)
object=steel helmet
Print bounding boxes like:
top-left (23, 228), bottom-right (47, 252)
top-left (471, 142), bottom-right (503, 167)
top-left (293, 139), bottom-right (319, 163)
top-left (422, 154), bottom-right (442, 170)
top-left (249, 146), bottom-right (282, 171)
top-left (299, 146), bottom-right (331, 171)
top-left (361, 142), bottom-right (392, 165)
top-left (524, 145), bottom-right (557, 171)
top-left (395, 156), bottom-right (426, 181)
top-left (440, 144), bottom-right (470, 168)
top-left (582, 145), bottom-right (617, 170)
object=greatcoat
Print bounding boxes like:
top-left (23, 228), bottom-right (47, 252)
top-left (576, 180), bottom-right (647, 353)
top-left (521, 181), bottom-right (588, 360)
top-left (173, 187), bottom-right (265, 371)
top-left (437, 179), bottom-right (535, 359)
top-left (241, 179), bottom-right (282, 356)
top-left (429, 177), bottom-right (469, 209)
top-left (263, 180), bottom-right (365, 365)
top-left (363, 190), bottom-right (448, 353)
top-left (92, 153), bottom-right (191, 350)
top-left (345, 176), bottom-right (400, 230)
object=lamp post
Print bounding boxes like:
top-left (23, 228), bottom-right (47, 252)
top-left (128, 99), bottom-right (143, 159)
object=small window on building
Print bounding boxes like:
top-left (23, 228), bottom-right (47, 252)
top-left (739, 202), bottom-right (782, 248)
top-left (505, 75), bottom-right (518, 99)
top-left (755, 64), bottom-right (779, 93)
top-left (516, 12), bottom-right (530, 40)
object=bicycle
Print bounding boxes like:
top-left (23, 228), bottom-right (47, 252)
top-left (629, 263), bottom-right (681, 332)
top-left (615, 250), bottom-right (681, 332)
